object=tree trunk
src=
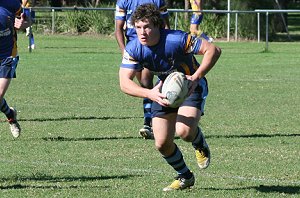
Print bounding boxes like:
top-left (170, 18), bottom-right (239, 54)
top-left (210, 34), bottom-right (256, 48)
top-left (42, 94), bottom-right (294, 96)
top-left (49, 0), bottom-right (62, 7)
top-left (274, 0), bottom-right (289, 32)
top-left (95, 0), bottom-right (100, 7)
top-left (31, 0), bottom-right (37, 6)
top-left (185, 0), bottom-right (189, 21)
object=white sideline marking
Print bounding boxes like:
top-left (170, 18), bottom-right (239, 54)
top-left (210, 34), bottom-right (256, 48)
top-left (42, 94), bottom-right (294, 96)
top-left (1, 159), bottom-right (299, 185)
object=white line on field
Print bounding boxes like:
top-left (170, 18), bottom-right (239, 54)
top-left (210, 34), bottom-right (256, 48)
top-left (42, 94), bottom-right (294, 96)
top-left (1, 159), bottom-right (299, 185)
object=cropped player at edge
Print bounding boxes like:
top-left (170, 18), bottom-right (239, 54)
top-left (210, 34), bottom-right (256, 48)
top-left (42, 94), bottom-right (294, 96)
top-left (0, 0), bottom-right (32, 137)
top-left (21, 0), bottom-right (36, 49)
top-left (119, 4), bottom-right (221, 191)
top-left (115, 0), bottom-right (170, 140)
top-left (190, 0), bottom-right (213, 42)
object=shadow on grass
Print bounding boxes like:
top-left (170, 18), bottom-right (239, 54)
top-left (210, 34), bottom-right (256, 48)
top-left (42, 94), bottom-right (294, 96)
top-left (42, 136), bottom-right (142, 141)
top-left (204, 185), bottom-right (300, 195)
top-left (0, 174), bottom-right (138, 190)
top-left (42, 136), bottom-right (180, 141)
top-left (255, 185), bottom-right (300, 194)
top-left (206, 133), bottom-right (300, 139)
top-left (17, 115), bottom-right (141, 122)
top-left (41, 133), bottom-right (298, 142)
top-left (0, 184), bottom-right (82, 190)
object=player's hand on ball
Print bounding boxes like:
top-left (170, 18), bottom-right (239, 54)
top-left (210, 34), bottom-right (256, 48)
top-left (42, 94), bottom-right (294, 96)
top-left (148, 81), bottom-right (169, 107)
top-left (162, 72), bottom-right (190, 108)
top-left (186, 75), bottom-right (198, 96)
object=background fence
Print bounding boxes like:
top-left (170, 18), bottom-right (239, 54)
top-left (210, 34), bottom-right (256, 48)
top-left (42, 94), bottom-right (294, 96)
top-left (27, 7), bottom-right (300, 50)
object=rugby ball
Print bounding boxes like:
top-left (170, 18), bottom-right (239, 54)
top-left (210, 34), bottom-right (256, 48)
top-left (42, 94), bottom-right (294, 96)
top-left (161, 72), bottom-right (189, 108)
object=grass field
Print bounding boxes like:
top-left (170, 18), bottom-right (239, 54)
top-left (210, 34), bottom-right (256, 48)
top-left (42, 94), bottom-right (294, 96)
top-left (0, 34), bottom-right (299, 197)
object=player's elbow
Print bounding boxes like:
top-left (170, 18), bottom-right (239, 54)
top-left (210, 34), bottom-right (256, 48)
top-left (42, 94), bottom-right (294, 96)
top-left (119, 80), bottom-right (127, 94)
top-left (119, 85), bottom-right (127, 94)
top-left (119, 79), bottom-right (131, 95)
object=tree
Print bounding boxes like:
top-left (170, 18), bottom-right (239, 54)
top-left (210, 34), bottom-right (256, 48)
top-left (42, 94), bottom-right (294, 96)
top-left (49, 0), bottom-right (62, 7)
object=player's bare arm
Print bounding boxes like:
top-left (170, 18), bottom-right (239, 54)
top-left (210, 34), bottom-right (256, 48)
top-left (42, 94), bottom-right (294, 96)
top-left (115, 19), bottom-right (126, 53)
top-left (191, 40), bottom-right (221, 81)
top-left (14, 13), bottom-right (31, 30)
top-left (163, 16), bottom-right (170, 29)
top-left (119, 68), bottom-right (167, 106)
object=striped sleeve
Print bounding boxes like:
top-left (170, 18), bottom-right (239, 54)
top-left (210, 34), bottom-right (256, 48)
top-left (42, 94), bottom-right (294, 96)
top-left (184, 34), bottom-right (202, 55)
top-left (120, 50), bottom-right (142, 71)
top-left (115, 5), bottom-right (126, 20)
top-left (159, 5), bottom-right (169, 17)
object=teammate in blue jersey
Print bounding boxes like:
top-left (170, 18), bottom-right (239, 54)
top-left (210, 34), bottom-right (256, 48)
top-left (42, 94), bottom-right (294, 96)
top-left (22, 0), bottom-right (35, 49)
top-left (189, 0), bottom-right (213, 42)
top-left (0, 0), bottom-right (32, 138)
top-left (119, 4), bottom-right (221, 191)
top-left (115, 0), bottom-right (170, 139)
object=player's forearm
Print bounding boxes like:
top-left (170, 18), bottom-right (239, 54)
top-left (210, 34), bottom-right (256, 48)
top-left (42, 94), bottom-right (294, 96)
top-left (163, 17), bottom-right (170, 29)
top-left (115, 32), bottom-right (125, 52)
top-left (115, 22), bottom-right (126, 53)
top-left (120, 79), bottom-right (149, 98)
top-left (119, 69), bottom-right (149, 98)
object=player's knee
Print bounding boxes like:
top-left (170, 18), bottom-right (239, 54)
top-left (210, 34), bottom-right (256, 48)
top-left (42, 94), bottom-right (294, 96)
top-left (177, 127), bottom-right (195, 142)
top-left (155, 140), bottom-right (173, 155)
top-left (140, 79), bottom-right (153, 88)
top-left (0, 88), bottom-right (7, 98)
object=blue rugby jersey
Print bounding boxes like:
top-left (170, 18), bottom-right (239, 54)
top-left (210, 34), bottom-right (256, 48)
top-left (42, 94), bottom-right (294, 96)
top-left (115, 0), bottom-right (168, 42)
top-left (0, 0), bottom-right (22, 59)
top-left (121, 29), bottom-right (202, 81)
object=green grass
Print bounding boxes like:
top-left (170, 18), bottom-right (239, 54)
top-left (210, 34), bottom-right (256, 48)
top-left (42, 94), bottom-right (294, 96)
top-left (0, 34), bottom-right (299, 197)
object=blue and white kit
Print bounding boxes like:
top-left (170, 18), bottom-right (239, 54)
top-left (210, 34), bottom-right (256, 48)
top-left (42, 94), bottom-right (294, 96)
top-left (121, 29), bottom-right (208, 115)
top-left (115, 0), bottom-right (168, 42)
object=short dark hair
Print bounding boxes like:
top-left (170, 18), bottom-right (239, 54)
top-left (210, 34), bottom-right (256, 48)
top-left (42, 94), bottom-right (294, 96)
top-left (130, 3), bottom-right (163, 28)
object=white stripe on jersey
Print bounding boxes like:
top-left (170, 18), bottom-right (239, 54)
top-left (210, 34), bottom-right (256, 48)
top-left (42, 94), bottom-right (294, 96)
top-left (122, 51), bottom-right (139, 65)
top-left (115, 6), bottom-right (125, 17)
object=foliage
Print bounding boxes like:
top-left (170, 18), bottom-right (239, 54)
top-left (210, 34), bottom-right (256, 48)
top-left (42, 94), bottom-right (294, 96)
top-left (87, 10), bottom-right (115, 34)
top-left (33, 6), bottom-right (115, 34)
top-left (30, 1), bottom-right (299, 40)
top-left (201, 13), bottom-right (227, 38)
top-left (168, 12), bottom-right (190, 32)
top-left (168, 12), bottom-right (226, 38)
top-left (59, 10), bottom-right (92, 33)
top-left (231, 1), bottom-right (258, 40)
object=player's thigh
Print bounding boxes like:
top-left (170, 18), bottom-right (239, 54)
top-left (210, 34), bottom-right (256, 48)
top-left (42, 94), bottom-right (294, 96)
top-left (176, 106), bottom-right (202, 139)
top-left (135, 71), bottom-right (142, 83)
top-left (0, 78), bottom-right (11, 98)
top-left (152, 113), bottom-right (177, 151)
top-left (0, 56), bottom-right (18, 97)
top-left (140, 68), bottom-right (153, 88)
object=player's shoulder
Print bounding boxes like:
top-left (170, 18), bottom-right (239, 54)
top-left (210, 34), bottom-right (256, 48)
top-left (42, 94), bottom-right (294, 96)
top-left (163, 29), bottom-right (187, 42)
top-left (0, 0), bottom-right (21, 14)
top-left (117, 0), bottom-right (139, 7)
top-left (127, 37), bottom-right (141, 47)
top-left (152, 0), bottom-right (166, 4)
top-left (125, 37), bottom-right (143, 54)
top-left (0, 7), bottom-right (13, 20)
top-left (116, 0), bottom-right (127, 7)
top-left (0, 0), bottom-right (22, 15)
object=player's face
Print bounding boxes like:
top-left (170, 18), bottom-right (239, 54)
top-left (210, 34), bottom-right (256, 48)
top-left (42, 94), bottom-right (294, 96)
top-left (134, 19), bottom-right (160, 46)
